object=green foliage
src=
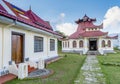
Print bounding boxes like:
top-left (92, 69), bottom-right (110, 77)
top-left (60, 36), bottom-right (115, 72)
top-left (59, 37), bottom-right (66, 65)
top-left (114, 47), bottom-right (120, 51)
top-left (98, 51), bottom-right (120, 84)
top-left (101, 62), bottom-right (120, 66)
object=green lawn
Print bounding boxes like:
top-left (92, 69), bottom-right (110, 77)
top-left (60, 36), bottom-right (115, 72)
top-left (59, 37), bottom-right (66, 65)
top-left (6, 53), bottom-right (86, 84)
top-left (97, 50), bottom-right (120, 84)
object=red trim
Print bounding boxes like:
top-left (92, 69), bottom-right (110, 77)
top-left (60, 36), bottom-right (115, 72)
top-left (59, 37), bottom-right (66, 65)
top-left (0, 10), bottom-right (60, 36)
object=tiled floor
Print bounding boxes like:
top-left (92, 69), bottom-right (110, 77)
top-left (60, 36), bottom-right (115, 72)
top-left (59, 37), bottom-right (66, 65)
top-left (0, 74), bottom-right (17, 84)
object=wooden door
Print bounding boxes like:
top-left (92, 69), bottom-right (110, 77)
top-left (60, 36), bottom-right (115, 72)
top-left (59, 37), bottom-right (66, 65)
top-left (12, 34), bottom-right (23, 63)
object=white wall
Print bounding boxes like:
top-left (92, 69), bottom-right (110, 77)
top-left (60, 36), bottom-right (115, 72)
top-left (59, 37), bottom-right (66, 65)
top-left (98, 37), bottom-right (113, 54)
top-left (0, 26), bottom-right (12, 69)
top-left (62, 37), bottom-right (114, 54)
top-left (0, 26), bottom-right (2, 69)
top-left (83, 38), bottom-right (89, 54)
top-left (47, 37), bottom-right (58, 59)
top-left (62, 39), bottom-right (86, 53)
top-left (0, 24), bottom-right (58, 69)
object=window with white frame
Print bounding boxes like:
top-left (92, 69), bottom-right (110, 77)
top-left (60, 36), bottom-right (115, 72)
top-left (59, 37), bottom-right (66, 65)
top-left (63, 41), bottom-right (64, 48)
top-left (102, 40), bottom-right (105, 47)
top-left (50, 39), bottom-right (55, 51)
top-left (65, 41), bottom-right (67, 48)
top-left (73, 41), bottom-right (77, 48)
top-left (68, 41), bottom-right (69, 48)
top-left (108, 40), bottom-right (111, 47)
top-left (79, 40), bottom-right (83, 48)
top-left (34, 36), bottom-right (43, 52)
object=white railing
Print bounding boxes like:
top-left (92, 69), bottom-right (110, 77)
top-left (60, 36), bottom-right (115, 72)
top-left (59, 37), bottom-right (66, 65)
top-left (8, 61), bottom-right (18, 76)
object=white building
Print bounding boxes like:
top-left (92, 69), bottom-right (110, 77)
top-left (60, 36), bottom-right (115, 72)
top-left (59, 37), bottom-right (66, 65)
top-left (0, 1), bottom-right (60, 77)
top-left (62, 15), bottom-right (116, 55)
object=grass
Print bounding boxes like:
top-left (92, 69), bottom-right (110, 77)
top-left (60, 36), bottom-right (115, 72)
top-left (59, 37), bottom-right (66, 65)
top-left (97, 50), bottom-right (120, 84)
top-left (6, 53), bottom-right (86, 84)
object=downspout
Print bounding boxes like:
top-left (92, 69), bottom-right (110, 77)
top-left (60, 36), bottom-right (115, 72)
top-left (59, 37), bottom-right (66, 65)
top-left (2, 22), bottom-right (15, 68)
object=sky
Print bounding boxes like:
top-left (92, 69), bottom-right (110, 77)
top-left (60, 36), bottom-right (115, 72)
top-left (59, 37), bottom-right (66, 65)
top-left (1, 0), bottom-right (120, 35)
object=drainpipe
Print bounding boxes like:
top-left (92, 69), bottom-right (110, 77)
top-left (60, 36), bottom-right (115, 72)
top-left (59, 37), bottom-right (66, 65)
top-left (2, 23), bottom-right (15, 68)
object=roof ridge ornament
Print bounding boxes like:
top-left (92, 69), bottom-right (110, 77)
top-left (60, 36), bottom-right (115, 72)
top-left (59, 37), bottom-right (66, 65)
top-left (29, 5), bottom-right (31, 11)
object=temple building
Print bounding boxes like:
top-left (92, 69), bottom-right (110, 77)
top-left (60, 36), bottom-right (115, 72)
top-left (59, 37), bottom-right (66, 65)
top-left (62, 15), bottom-right (116, 54)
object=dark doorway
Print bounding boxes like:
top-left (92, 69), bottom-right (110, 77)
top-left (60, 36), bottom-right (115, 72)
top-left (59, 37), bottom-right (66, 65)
top-left (12, 32), bottom-right (24, 64)
top-left (89, 38), bottom-right (97, 51)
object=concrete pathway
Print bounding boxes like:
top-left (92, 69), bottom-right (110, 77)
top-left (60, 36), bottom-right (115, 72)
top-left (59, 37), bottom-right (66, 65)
top-left (74, 55), bottom-right (106, 84)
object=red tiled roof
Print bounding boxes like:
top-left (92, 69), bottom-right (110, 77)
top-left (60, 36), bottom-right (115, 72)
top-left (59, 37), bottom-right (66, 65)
top-left (0, 4), bottom-right (7, 12)
top-left (69, 15), bottom-right (105, 39)
top-left (2, 0), bottom-right (53, 30)
top-left (69, 31), bottom-right (80, 39)
top-left (0, 3), bottom-right (60, 36)
top-left (69, 31), bottom-right (108, 39)
top-left (81, 31), bottom-right (108, 37)
top-left (106, 35), bottom-right (118, 39)
top-left (26, 10), bottom-right (53, 30)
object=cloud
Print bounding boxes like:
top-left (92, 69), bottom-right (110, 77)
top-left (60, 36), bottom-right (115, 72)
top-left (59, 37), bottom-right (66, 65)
top-left (51, 13), bottom-right (66, 27)
top-left (60, 13), bottom-right (65, 18)
top-left (103, 6), bottom-right (120, 34)
top-left (53, 13), bottom-right (77, 36)
top-left (56, 23), bottom-right (77, 35)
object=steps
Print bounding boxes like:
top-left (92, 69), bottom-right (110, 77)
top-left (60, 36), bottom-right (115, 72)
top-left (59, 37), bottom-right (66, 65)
top-left (0, 65), bottom-right (37, 83)
top-left (45, 56), bottom-right (63, 65)
top-left (0, 73), bottom-right (17, 84)
top-left (87, 51), bottom-right (100, 55)
top-left (28, 65), bottom-right (37, 73)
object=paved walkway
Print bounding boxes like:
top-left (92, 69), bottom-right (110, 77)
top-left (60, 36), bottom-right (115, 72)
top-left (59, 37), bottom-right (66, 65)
top-left (74, 55), bottom-right (106, 84)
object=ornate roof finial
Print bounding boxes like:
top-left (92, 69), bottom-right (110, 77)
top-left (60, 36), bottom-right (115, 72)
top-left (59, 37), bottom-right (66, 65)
top-left (84, 14), bottom-right (87, 17)
top-left (29, 5), bottom-right (31, 10)
top-left (83, 14), bottom-right (89, 21)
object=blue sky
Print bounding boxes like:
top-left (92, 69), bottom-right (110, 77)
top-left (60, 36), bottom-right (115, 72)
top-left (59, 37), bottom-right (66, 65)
top-left (1, 0), bottom-right (120, 35)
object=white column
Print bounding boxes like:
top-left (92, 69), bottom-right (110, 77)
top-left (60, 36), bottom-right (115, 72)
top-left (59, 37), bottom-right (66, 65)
top-left (18, 63), bottom-right (28, 79)
top-left (84, 38), bottom-right (88, 54)
top-left (98, 37), bottom-right (104, 54)
top-left (3, 27), bottom-right (11, 68)
top-left (0, 26), bottom-right (2, 69)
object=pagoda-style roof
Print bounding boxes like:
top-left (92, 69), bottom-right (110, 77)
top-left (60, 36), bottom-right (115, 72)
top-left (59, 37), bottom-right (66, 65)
top-left (106, 35), bottom-right (118, 39)
top-left (75, 15), bottom-right (103, 30)
top-left (69, 15), bottom-right (107, 39)
top-left (75, 14), bottom-right (96, 24)
top-left (69, 31), bottom-right (108, 39)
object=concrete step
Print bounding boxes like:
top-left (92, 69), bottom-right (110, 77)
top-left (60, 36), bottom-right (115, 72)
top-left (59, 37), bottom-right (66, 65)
top-left (0, 73), bottom-right (17, 84)
top-left (87, 51), bottom-right (100, 55)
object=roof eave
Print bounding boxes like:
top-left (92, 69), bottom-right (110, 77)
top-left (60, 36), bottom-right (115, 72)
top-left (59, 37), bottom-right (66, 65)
top-left (0, 15), bottom-right (61, 38)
